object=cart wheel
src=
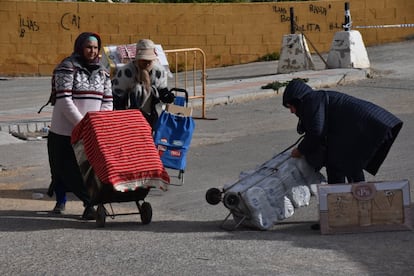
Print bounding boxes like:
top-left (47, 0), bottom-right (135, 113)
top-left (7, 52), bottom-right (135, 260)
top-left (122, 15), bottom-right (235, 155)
top-left (139, 202), bottom-right (152, 225)
top-left (205, 188), bottom-right (222, 205)
top-left (96, 204), bottom-right (106, 228)
top-left (223, 193), bottom-right (240, 210)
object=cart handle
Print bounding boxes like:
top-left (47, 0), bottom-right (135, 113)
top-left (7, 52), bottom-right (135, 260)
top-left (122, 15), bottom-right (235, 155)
top-left (280, 135), bottom-right (304, 154)
top-left (169, 87), bottom-right (189, 106)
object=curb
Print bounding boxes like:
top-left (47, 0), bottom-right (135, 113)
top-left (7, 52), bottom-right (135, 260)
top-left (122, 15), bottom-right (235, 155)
top-left (195, 68), bottom-right (369, 107)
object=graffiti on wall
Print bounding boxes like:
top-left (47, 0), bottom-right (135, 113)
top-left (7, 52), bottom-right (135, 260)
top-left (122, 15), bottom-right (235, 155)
top-left (61, 12), bottom-right (81, 31)
top-left (272, 4), bottom-right (342, 33)
top-left (329, 22), bottom-right (344, 31)
top-left (296, 24), bottom-right (321, 32)
top-left (18, 12), bottom-right (80, 38)
top-left (309, 4), bottom-right (330, 16)
top-left (19, 15), bottom-right (39, 38)
top-left (272, 6), bottom-right (293, 23)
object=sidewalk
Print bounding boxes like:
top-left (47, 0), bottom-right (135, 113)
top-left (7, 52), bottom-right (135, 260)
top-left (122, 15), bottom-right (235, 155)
top-left (203, 67), bottom-right (367, 106)
top-left (0, 60), bottom-right (368, 132)
top-left (3, 39), bottom-right (414, 144)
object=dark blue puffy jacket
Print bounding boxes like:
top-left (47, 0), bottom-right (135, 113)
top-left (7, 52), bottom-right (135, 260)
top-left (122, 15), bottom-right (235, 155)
top-left (283, 79), bottom-right (403, 175)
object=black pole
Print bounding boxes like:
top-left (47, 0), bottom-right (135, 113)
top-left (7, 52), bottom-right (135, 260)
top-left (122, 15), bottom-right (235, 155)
top-left (344, 2), bottom-right (351, 31)
top-left (290, 7), bottom-right (295, 34)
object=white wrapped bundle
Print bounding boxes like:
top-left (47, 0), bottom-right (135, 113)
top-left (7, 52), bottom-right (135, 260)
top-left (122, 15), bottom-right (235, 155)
top-left (224, 152), bottom-right (325, 230)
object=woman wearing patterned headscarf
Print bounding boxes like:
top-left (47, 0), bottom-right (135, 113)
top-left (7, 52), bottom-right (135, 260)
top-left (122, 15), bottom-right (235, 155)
top-left (47, 32), bottom-right (113, 220)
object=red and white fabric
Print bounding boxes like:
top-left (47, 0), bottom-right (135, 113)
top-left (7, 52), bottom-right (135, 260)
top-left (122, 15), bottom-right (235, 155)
top-left (71, 110), bottom-right (170, 192)
top-left (116, 44), bottom-right (136, 63)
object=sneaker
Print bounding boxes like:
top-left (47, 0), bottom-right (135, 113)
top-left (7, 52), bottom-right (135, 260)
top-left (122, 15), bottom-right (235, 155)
top-left (52, 202), bottom-right (65, 214)
top-left (81, 206), bottom-right (97, 220)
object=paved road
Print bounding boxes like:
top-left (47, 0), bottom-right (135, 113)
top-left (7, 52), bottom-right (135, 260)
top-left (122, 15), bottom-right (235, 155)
top-left (0, 40), bottom-right (414, 275)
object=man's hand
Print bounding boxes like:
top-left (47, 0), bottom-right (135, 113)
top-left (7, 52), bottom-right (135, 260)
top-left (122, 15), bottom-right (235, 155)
top-left (291, 147), bottom-right (302, 158)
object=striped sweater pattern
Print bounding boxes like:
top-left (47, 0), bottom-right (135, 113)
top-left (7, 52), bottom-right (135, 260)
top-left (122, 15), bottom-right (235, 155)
top-left (50, 57), bottom-right (113, 136)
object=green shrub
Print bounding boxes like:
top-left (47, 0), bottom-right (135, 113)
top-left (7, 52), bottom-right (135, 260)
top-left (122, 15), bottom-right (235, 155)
top-left (257, 52), bottom-right (280, 62)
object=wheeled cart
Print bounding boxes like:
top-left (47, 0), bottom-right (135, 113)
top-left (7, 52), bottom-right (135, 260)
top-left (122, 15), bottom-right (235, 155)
top-left (154, 88), bottom-right (195, 184)
top-left (71, 110), bottom-right (170, 227)
top-left (90, 182), bottom-right (152, 227)
top-left (206, 139), bottom-right (326, 230)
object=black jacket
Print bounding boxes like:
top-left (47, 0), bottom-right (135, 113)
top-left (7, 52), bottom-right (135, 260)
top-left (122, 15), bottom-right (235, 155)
top-left (283, 80), bottom-right (403, 175)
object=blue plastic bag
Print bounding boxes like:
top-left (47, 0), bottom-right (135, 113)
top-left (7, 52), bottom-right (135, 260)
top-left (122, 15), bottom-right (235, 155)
top-left (154, 110), bottom-right (195, 170)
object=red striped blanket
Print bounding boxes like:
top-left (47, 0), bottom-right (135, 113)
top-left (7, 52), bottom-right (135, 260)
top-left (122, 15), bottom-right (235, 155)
top-left (71, 110), bottom-right (170, 192)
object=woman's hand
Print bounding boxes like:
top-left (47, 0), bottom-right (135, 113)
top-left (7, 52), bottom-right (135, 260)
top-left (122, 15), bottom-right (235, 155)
top-left (291, 147), bottom-right (302, 158)
top-left (140, 69), bottom-right (151, 93)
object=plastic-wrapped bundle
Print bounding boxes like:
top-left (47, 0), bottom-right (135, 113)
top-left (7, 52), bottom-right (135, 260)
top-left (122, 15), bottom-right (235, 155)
top-left (223, 152), bottom-right (325, 230)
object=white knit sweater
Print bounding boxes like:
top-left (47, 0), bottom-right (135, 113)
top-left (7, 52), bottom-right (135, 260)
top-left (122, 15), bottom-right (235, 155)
top-left (50, 57), bottom-right (113, 136)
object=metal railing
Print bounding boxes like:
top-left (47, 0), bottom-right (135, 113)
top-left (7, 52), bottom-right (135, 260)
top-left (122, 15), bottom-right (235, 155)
top-left (164, 48), bottom-right (207, 119)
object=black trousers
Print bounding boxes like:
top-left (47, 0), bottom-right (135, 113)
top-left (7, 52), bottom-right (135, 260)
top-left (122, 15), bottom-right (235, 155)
top-left (326, 165), bottom-right (365, 184)
top-left (47, 131), bottom-right (92, 207)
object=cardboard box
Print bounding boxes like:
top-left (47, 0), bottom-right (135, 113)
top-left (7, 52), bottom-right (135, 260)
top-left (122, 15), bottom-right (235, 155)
top-left (166, 104), bottom-right (193, 117)
top-left (318, 180), bottom-right (413, 234)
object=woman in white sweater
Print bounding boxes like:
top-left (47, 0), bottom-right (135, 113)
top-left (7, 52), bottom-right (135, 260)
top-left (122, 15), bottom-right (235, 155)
top-left (47, 32), bottom-right (113, 220)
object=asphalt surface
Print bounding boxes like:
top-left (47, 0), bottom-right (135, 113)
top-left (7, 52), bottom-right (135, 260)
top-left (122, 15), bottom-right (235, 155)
top-left (0, 40), bottom-right (414, 275)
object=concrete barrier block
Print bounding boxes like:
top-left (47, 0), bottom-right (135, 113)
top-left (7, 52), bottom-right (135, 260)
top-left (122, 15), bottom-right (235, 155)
top-left (277, 34), bottom-right (315, 74)
top-left (327, 30), bottom-right (370, 69)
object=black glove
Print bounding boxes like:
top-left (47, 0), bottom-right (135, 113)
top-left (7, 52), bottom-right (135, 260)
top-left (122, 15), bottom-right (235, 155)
top-left (159, 88), bottom-right (175, 104)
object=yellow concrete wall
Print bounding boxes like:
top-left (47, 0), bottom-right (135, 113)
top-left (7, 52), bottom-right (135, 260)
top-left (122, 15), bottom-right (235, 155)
top-left (0, 0), bottom-right (413, 76)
